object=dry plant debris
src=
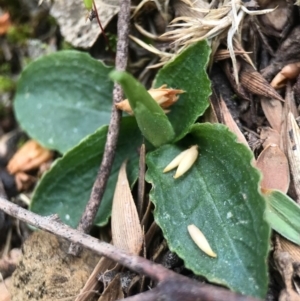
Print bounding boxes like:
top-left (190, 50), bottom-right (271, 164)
top-left (256, 144), bottom-right (290, 193)
top-left (116, 85), bottom-right (184, 115)
top-left (3, 0), bottom-right (300, 300)
top-left (111, 162), bottom-right (143, 254)
top-left (0, 12), bottom-right (10, 35)
top-left (133, 0), bottom-right (275, 80)
top-left (7, 140), bottom-right (53, 175)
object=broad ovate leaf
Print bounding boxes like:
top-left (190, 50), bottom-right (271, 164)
top-left (110, 70), bottom-right (175, 147)
top-left (264, 189), bottom-right (300, 245)
top-left (14, 50), bottom-right (113, 153)
top-left (111, 162), bottom-right (143, 254)
top-left (146, 123), bottom-right (270, 298)
top-left (153, 41), bottom-right (211, 141)
top-left (30, 117), bottom-right (142, 227)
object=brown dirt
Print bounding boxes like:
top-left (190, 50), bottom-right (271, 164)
top-left (10, 231), bottom-right (101, 301)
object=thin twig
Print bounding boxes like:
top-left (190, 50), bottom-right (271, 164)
top-left (92, 0), bottom-right (111, 53)
top-left (0, 198), bottom-right (261, 301)
top-left (68, 0), bottom-right (131, 255)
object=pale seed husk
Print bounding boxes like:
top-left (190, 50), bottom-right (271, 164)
top-left (163, 149), bottom-right (190, 173)
top-left (174, 145), bottom-right (198, 178)
top-left (188, 224), bottom-right (217, 258)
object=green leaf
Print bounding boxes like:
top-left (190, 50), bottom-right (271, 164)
top-left (264, 190), bottom-right (300, 245)
top-left (109, 70), bottom-right (175, 147)
top-left (30, 117), bottom-right (142, 228)
top-left (83, 0), bottom-right (93, 9)
top-left (146, 123), bottom-right (270, 298)
top-left (154, 41), bottom-right (211, 141)
top-left (14, 50), bottom-right (113, 154)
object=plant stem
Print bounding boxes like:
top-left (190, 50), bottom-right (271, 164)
top-left (68, 0), bottom-right (131, 255)
top-left (0, 198), bottom-right (260, 301)
top-left (92, 0), bottom-right (111, 53)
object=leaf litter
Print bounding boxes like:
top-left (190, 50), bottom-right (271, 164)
top-left (2, 0), bottom-right (300, 300)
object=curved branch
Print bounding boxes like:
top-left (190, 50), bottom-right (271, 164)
top-left (0, 198), bottom-right (260, 301)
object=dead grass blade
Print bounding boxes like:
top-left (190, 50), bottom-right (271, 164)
top-left (75, 257), bottom-right (117, 301)
top-left (111, 162), bottom-right (143, 254)
top-left (286, 113), bottom-right (300, 203)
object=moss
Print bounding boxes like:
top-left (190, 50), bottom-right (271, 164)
top-left (0, 76), bottom-right (15, 92)
top-left (106, 32), bottom-right (117, 52)
top-left (7, 24), bottom-right (32, 44)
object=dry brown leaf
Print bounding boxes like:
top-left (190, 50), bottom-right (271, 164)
top-left (256, 144), bottom-right (290, 193)
top-left (7, 140), bottom-right (53, 175)
top-left (0, 276), bottom-right (11, 301)
top-left (98, 274), bottom-right (124, 301)
top-left (219, 97), bottom-right (249, 148)
top-left (287, 112), bottom-right (300, 203)
top-left (111, 162), bottom-right (143, 254)
top-left (260, 127), bottom-right (280, 149)
top-left (261, 97), bottom-right (283, 133)
top-left (75, 257), bottom-right (116, 301)
top-left (0, 12), bottom-right (11, 35)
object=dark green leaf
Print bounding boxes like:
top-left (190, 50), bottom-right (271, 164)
top-left (264, 189), bottom-right (300, 245)
top-left (30, 117), bottom-right (142, 227)
top-left (109, 70), bottom-right (175, 147)
top-left (14, 50), bottom-right (113, 153)
top-left (146, 123), bottom-right (270, 298)
top-left (154, 41), bottom-right (211, 141)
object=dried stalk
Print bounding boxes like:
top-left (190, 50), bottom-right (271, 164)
top-left (68, 0), bottom-right (131, 255)
top-left (0, 197), bottom-right (260, 301)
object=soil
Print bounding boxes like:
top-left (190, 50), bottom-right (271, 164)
top-left (10, 231), bottom-right (100, 301)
